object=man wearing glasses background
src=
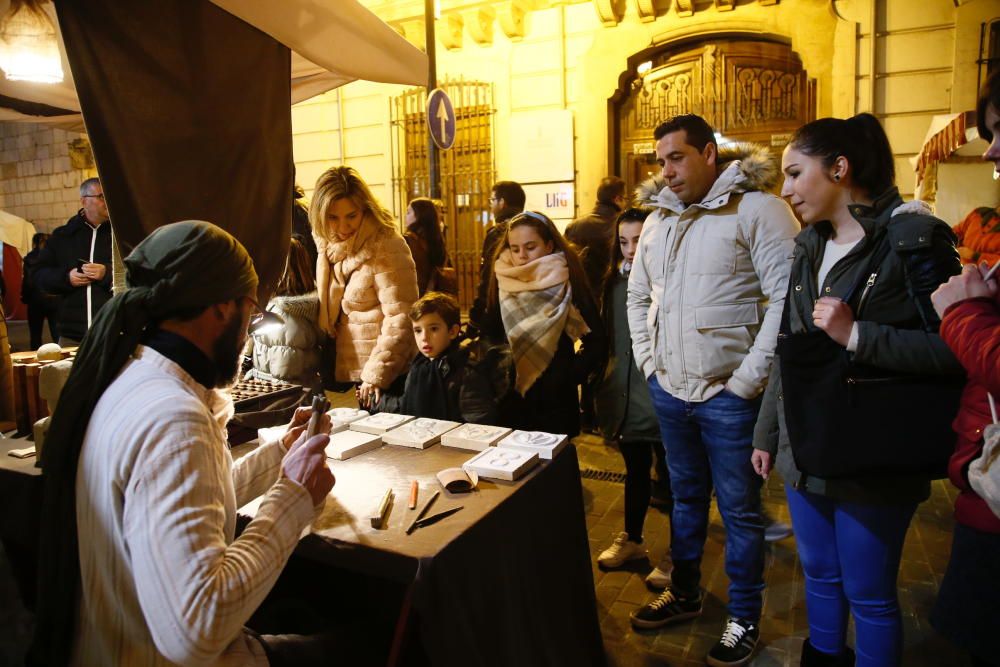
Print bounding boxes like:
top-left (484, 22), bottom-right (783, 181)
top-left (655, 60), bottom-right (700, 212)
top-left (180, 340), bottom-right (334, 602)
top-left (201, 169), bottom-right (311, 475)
top-left (35, 177), bottom-right (113, 346)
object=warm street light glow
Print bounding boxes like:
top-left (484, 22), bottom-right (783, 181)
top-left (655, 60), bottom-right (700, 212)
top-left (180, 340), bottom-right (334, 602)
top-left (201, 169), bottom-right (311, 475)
top-left (637, 60), bottom-right (652, 76)
top-left (0, 5), bottom-right (63, 84)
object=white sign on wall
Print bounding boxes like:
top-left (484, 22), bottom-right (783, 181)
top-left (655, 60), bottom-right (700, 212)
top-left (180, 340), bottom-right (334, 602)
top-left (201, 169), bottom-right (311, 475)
top-left (522, 182), bottom-right (576, 232)
top-left (509, 109), bottom-right (574, 183)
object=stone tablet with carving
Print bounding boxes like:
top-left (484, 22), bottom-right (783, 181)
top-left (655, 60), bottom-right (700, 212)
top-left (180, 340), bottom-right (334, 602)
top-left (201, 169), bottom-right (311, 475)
top-left (327, 407), bottom-right (370, 432)
top-left (350, 412), bottom-right (415, 435)
top-left (462, 447), bottom-right (539, 481)
top-left (440, 423), bottom-right (513, 451)
top-left (495, 430), bottom-right (568, 460)
top-left (382, 417), bottom-right (461, 449)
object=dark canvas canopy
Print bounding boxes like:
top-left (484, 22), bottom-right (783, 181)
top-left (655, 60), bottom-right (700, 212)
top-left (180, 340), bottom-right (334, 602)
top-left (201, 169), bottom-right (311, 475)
top-left (0, 0), bottom-right (426, 299)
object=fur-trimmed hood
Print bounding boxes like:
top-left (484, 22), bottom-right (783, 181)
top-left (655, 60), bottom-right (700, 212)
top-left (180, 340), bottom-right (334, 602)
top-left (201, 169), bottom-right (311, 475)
top-left (636, 142), bottom-right (779, 211)
top-left (267, 291), bottom-right (319, 320)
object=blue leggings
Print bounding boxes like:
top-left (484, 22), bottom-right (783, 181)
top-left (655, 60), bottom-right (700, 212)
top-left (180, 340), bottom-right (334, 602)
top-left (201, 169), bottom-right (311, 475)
top-left (786, 487), bottom-right (916, 667)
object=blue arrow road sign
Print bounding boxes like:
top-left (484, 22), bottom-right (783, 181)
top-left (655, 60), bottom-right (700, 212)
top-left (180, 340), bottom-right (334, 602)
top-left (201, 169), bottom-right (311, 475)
top-left (427, 88), bottom-right (456, 150)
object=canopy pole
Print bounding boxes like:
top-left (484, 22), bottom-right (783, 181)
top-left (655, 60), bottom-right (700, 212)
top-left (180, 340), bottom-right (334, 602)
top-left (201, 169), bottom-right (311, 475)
top-left (425, 0), bottom-right (440, 199)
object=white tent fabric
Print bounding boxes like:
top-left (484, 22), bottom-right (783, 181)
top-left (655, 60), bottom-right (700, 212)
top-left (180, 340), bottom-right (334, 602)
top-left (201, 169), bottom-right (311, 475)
top-left (0, 209), bottom-right (34, 256)
top-left (0, 0), bottom-right (426, 129)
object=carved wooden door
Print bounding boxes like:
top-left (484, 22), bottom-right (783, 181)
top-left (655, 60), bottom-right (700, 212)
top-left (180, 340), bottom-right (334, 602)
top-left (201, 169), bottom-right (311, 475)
top-left (612, 39), bottom-right (816, 198)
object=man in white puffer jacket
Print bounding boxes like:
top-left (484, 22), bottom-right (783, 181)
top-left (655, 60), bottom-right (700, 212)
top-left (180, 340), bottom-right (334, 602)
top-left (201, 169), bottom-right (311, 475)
top-left (626, 114), bottom-right (798, 667)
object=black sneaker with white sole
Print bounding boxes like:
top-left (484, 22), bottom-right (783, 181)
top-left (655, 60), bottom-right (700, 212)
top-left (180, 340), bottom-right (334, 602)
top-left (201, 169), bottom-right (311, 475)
top-left (706, 616), bottom-right (760, 666)
top-left (629, 588), bottom-right (703, 629)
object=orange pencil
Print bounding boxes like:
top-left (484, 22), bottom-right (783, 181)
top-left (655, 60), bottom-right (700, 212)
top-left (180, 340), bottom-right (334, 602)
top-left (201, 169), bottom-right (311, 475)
top-left (408, 481), bottom-right (419, 509)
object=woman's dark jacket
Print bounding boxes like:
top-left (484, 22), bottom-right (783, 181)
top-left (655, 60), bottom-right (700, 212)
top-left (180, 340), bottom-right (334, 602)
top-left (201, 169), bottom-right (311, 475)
top-left (753, 188), bottom-right (963, 504)
top-left (593, 269), bottom-right (660, 444)
top-left (482, 282), bottom-right (606, 438)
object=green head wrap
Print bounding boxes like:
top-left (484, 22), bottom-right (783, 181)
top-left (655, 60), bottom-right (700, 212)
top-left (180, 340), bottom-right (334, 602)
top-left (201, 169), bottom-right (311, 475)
top-left (30, 221), bottom-right (258, 666)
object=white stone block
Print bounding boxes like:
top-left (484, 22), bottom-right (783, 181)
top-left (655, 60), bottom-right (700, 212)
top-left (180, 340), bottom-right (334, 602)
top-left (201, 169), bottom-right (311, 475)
top-left (440, 424), bottom-right (512, 451)
top-left (462, 447), bottom-right (539, 481)
top-left (327, 407), bottom-right (369, 430)
top-left (496, 430), bottom-right (568, 460)
top-left (382, 418), bottom-right (460, 449)
top-left (349, 413), bottom-right (415, 435)
top-left (324, 430), bottom-right (383, 461)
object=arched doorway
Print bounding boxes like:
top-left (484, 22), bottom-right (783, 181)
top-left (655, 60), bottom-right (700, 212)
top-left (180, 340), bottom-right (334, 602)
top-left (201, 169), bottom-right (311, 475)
top-left (610, 37), bottom-right (816, 196)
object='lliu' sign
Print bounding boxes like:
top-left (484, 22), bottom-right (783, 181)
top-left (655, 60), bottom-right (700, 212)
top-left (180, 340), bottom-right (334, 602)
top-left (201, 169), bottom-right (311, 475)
top-left (427, 88), bottom-right (456, 150)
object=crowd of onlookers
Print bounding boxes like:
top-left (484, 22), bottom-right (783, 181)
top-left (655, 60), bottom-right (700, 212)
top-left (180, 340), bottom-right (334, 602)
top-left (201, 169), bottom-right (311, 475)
top-left (9, 69), bottom-right (1000, 667)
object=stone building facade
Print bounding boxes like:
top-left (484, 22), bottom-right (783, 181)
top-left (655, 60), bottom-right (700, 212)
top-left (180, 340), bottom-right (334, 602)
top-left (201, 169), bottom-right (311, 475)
top-left (0, 0), bottom-right (996, 236)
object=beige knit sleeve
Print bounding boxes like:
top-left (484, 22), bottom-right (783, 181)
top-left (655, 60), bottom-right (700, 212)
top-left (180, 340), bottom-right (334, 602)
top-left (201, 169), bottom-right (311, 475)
top-left (360, 232), bottom-right (418, 387)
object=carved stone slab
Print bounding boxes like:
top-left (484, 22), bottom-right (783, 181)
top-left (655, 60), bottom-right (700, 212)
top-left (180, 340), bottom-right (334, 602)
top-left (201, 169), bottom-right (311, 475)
top-left (382, 417), bottom-right (461, 449)
top-left (496, 430), bottom-right (568, 460)
top-left (350, 412), bottom-right (416, 435)
top-left (440, 423), bottom-right (513, 451)
top-left (327, 407), bottom-right (370, 432)
top-left (463, 446), bottom-right (539, 482)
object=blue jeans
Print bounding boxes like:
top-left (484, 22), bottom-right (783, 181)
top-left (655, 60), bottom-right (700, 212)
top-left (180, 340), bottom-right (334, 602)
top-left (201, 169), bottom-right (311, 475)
top-left (786, 487), bottom-right (916, 667)
top-left (647, 378), bottom-right (765, 621)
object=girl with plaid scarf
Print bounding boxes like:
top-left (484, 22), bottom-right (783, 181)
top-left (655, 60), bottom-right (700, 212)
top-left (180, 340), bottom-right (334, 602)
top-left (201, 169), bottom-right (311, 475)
top-left (480, 211), bottom-right (605, 436)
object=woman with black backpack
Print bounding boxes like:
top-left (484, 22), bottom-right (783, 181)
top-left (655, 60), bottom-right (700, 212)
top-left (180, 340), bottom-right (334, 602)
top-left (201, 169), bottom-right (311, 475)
top-left (751, 113), bottom-right (964, 667)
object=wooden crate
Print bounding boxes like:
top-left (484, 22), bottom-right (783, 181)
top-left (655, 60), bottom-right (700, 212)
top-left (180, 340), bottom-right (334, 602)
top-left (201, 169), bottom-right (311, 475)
top-left (10, 348), bottom-right (77, 435)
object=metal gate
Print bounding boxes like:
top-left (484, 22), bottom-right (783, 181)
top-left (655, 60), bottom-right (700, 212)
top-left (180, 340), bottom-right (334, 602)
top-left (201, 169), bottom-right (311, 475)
top-left (390, 78), bottom-right (495, 312)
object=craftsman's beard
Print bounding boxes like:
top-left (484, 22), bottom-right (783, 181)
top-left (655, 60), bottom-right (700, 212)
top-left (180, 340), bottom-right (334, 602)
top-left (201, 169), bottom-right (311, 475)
top-left (213, 313), bottom-right (245, 389)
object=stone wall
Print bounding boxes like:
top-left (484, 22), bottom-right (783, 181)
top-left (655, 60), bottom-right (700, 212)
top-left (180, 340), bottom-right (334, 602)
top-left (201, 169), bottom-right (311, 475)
top-left (0, 122), bottom-right (97, 234)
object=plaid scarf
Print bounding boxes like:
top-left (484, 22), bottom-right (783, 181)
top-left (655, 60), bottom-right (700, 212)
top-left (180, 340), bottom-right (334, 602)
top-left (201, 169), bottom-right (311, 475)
top-left (495, 250), bottom-right (589, 395)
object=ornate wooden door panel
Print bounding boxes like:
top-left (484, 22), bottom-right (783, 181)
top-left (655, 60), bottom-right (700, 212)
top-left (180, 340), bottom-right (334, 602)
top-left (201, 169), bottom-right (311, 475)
top-left (613, 38), bottom-right (816, 198)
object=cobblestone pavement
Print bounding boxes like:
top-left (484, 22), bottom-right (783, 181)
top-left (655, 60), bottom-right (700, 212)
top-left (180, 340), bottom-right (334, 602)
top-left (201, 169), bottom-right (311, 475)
top-left (574, 432), bottom-right (968, 667)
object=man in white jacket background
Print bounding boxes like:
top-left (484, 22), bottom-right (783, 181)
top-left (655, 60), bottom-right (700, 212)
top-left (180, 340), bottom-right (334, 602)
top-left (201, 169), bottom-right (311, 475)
top-left (626, 114), bottom-right (798, 667)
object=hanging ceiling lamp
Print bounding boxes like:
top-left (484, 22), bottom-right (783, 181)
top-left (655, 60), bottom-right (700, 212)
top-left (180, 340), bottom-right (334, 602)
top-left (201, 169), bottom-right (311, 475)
top-left (0, 0), bottom-right (63, 84)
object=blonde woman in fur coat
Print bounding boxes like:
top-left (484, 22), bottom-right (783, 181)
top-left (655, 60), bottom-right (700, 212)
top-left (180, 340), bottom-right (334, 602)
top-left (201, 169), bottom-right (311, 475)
top-left (311, 166), bottom-right (419, 407)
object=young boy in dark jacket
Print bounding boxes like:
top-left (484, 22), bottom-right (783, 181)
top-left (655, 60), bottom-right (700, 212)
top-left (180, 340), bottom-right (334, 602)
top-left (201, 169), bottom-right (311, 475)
top-left (378, 292), bottom-right (499, 424)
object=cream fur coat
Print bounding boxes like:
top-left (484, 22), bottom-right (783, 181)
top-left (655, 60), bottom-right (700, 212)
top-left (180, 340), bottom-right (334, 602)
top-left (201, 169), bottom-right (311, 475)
top-left (315, 217), bottom-right (418, 387)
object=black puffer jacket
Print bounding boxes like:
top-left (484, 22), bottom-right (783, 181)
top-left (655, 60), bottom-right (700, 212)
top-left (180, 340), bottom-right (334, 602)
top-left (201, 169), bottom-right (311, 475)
top-left (34, 212), bottom-right (112, 341)
top-left (753, 188), bottom-right (963, 503)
